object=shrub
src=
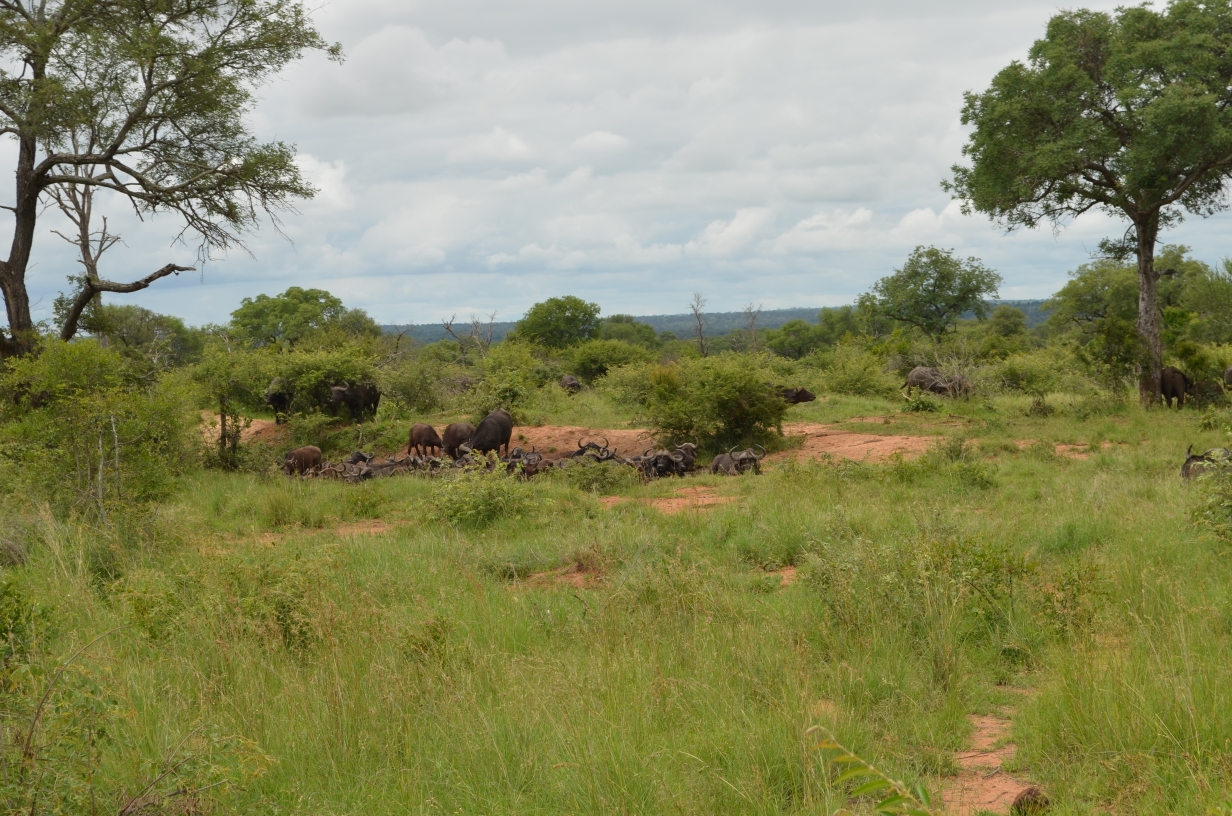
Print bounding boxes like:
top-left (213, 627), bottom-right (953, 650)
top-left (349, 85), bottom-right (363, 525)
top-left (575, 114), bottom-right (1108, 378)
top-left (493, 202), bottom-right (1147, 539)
top-left (376, 355), bottom-right (446, 414)
top-left (991, 349), bottom-right (1065, 412)
top-left (549, 460), bottom-right (642, 493)
top-left (822, 344), bottom-right (900, 398)
top-left (429, 465), bottom-right (534, 528)
top-left (641, 355), bottom-right (787, 450)
top-left (1, 340), bottom-right (194, 512)
top-left (567, 339), bottom-right (653, 383)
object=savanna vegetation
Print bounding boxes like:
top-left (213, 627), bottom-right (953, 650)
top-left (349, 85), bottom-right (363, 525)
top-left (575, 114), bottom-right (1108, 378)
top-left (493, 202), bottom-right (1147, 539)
top-left (6, 1), bottom-right (1232, 814)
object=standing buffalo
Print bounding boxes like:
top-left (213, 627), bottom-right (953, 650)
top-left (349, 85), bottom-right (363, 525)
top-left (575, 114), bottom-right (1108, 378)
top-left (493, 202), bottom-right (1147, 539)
top-left (265, 378), bottom-right (292, 423)
top-left (561, 375), bottom-right (582, 394)
top-left (442, 422), bottom-right (475, 459)
top-left (779, 386), bottom-right (817, 404)
top-left (1161, 366), bottom-right (1190, 409)
top-left (283, 445), bottom-right (322, 475)
top-left (328, 382), bottom-right (380, 421)
top-left (904, 366), bottom-right (968, 397)
top-left (459, 409), bottom-right (514, 457)
top-left (409, 423), bottom-right (443, 457)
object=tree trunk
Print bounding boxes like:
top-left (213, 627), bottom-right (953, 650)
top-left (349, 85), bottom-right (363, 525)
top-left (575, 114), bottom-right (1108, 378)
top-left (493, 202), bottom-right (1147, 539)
top-left (0, 124), bottom-right (44, 358)
top-left (1136, 218), bottom-right (1163, 405)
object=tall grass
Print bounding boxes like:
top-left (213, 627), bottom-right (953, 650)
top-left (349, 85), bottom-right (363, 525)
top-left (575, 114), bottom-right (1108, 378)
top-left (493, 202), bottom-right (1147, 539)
top-left (3, 395), bottom-right (1231, 814)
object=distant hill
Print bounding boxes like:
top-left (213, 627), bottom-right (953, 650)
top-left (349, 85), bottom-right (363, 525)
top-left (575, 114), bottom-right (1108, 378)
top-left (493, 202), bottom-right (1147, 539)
top-left (383, 300), bottom-right (1050, 342)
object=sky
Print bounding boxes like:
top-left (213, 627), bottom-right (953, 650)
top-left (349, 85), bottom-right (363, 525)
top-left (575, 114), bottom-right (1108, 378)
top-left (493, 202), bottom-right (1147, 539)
top-left (17, 0), bottom-right (1232, 328)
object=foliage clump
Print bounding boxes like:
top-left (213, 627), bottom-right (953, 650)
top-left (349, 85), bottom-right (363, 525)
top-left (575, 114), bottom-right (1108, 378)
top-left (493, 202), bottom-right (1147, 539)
top-left (429, 464), bottom-right (535, 528)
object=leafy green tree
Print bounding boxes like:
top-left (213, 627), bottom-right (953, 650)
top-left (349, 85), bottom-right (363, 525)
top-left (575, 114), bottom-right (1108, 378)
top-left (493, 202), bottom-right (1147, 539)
top-left (599, 315), bottom-right (661, 349)
top-left (52, 301), bottom-right (203, 372)
top-left (858, 246), bottom-right (1001, 341)
top-left (517, 296), bottom-right (601, 349)
top-left (230, 288), bottom-right (379, 347)
top-left (567, 339), bottom-right (654, 382)
top-left (947, 2), bottom-right (1232, 399)
top-left (0, 0), bottom-right (338, 356)
top-left (764, 307), bottom-right (863, 359)
top-left (989, 306), bottom-right (1027, 338)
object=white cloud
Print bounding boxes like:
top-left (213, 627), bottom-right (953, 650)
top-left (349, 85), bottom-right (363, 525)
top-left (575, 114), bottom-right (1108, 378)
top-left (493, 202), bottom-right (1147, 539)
top-left (23, 0), bottom-right (1229, 327)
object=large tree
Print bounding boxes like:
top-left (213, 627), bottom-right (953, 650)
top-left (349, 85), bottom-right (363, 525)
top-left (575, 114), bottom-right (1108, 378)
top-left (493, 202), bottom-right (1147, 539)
top-left (858, 245), bottom-right (1001, 341)
top-left (0, 0), bottom-right (339, 356)
top-left (515, 296), bottom-right (601, 349)
top-left (947, 1), bottom-right (1232, 400)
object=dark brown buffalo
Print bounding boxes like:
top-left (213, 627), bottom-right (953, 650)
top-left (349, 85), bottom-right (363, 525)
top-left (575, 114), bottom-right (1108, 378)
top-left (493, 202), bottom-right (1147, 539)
top-left (1161, 366), bottom-right (1190, 409)
top-left (283, 445), bottom-right (322, 475)
top-left (460, 409), bottom-right (514, 457)
top-left (561, 374), bottom-right (582, 394)
top-left (328, 382), bottom-right (380, 421)
top-left (441, 422), bottom-right (475, 459)
top-left (264, 377), bottom-right (292, 423)
top-left (904, 366), bottom-right (952, 396)
top-left (779, 386), bottom-right (817, 404)
top-left (409, 423), bottom-right (443, 457)
top-left (1181, 446), bottom-right (1231, 479)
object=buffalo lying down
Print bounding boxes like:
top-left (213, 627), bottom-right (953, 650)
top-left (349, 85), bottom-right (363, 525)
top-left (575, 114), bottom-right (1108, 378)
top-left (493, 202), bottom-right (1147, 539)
top-left (1182, 446), bottom-right (1231, 480)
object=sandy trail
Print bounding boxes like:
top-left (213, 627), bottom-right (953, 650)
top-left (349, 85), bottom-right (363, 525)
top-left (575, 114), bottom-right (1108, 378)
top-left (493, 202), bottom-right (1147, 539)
top-left (941, 710), bottom-right (1041, 815)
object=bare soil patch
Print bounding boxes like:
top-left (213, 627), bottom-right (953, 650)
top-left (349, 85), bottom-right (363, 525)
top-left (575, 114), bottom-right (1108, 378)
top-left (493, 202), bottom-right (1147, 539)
top-left (199, 411), bottom-right (287, 447)
top-left (520, 563), bottom-right (600, 590)
top-left (769, 565), bottom-right (797, 587)
top-left (1014, 439), bottom-right (1127, 460)
top-left (769, 422), bottom-right (933, 464)
top-left (941, 712), bottom-right (1037, 816)
top-left (648, 486), bottom-right (737, 514)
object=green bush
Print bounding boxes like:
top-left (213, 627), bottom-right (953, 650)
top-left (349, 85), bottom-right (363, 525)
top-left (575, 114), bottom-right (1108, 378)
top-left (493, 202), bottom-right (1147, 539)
top-left (429, 465), bottom-right (534, 528)
top-left (639, 355), bottom-right (787, 450)
top-left (566, 339), bottom-right (653, 383)
top-left (549, 460), bottom-right (642, 493)
top-left (377, 355), bottom-right (447, 415)
top-left (822, 344), bottom-right (900, 398)
top-left (1, 340), bottom-right (195, 512)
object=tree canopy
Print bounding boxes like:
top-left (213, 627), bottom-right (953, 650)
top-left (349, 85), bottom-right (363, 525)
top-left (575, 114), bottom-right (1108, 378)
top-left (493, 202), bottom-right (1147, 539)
top-left (858, 246), bottom-right (1001, 341)
top-left (947, 1), bottom-right (1232, 397)
top-left (0, 0), bottom-right (338, 356)
top-left (229, 287), bottom-right (381, 347)
top-left (516, 296), bottom-right (601, 349)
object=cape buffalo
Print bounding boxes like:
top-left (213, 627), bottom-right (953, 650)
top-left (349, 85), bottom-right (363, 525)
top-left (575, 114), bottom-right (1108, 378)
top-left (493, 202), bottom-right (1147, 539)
top-left (710, 446), bottom-right (766, 475)
top-left (904, 367), bottom-right (969, 398)
top-left (328, 382), bottom-right (380, 421)
top-left (675, 443), bottom-right (699, 471)
top-left (459, 409), bottom-right (514, 457)
top-left (779, 386), bottom-right (817, 404)
top-left (1182, 446), bottom-right (1232, 479)
top-left (441, 422), bottom-right (475, 459)
top-left (1161, 366), bottom-right (1190, 409)
top-left (345, 450), bottom-right (374, 465)
top-left (561, 374), bottom-right (582, 394)
top-left (283, 445), bottom-right (322, 475)
top-left (265, 377), bottom-right (292, 423)
top-left (409, 423), bottom-right (443, 457)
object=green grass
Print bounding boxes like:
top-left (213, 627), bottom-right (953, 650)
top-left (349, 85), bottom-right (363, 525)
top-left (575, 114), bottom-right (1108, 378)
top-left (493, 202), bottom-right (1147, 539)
top-left (6, 395), bottom-right (1232, 814)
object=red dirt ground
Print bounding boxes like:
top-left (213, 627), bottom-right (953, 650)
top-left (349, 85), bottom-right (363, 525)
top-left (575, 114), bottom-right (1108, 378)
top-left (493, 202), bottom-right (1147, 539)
top-left (199, 411), bottom-right (287, 446)
top-left (941, 712), bottom-right (1037, 815)
top-left (767, 422), bottom-right (934, 464)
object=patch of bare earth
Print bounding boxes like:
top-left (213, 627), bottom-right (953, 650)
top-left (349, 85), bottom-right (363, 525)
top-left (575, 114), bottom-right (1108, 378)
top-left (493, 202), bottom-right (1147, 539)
top-left (769, 565), bottom-right (797, 587)
top-left (520, 563), bottom-right (600, 589)
top-left (941, 712), bottom-right (1037, 816)
top-left (596, 487), bottom-right (737, 514)
top-left (1014, 440), bottom-right (1126, 460)
top-left (768, 422), bottom-right (933, 465)
top-left (512, 424), bottom-right (654, 456)
top-left (199, 411), bottom-right (287, 447)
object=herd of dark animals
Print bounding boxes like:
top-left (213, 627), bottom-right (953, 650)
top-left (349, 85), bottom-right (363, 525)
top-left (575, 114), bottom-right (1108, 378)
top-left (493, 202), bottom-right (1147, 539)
top-left (275, 368), bottom-right (1232, 483)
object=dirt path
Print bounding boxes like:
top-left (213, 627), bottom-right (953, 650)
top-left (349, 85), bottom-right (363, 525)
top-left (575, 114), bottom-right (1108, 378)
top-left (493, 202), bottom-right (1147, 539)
top-left (600, 486), bottom-right (738, 515)
top-left (199, 411), bottom-right (287, 446)
top-left (941, 709), bottom-right (1042, 815)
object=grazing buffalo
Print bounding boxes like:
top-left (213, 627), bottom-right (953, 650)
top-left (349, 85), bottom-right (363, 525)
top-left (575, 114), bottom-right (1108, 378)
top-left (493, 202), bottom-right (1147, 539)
top-left (1161, 366), bottom-right (1190, 409)
top-left (441, 422), bottom-right (475, 459)
top-left (561, 375), bottom-right (582, 394)
top-left (283, 445), bottom-right (322, 475)
top-left (1181, 446), bottom-right (1232, 479)
top-left (779, 386), bottom-right (817, 404)
top-left (265, 378), bottom-right (292, 423)
top-left (904, 366), bottom-right (968, 397)
top-left (328, 382), bottom-right (380, 421)
top-left (409, 423), bottom-right (443, 457)
top-left (459, 409), bottom-right (514, 457)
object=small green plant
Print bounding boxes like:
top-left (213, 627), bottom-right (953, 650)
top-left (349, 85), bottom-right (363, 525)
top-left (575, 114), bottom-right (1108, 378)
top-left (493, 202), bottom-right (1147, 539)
top-left (824, 344), bottom-right (900, 398)
top-left (809, 726), bottom-right (940, 815)
top-left (429, 463), bottom-right (534, 528)
top-left (550, 460), bottom-right (642, 493)
top-left (902, 392), bottom-right (940, 413)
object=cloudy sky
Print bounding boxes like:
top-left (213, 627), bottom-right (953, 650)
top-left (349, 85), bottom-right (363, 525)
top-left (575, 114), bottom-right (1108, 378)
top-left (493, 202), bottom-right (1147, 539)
top-left (20, 0), bottom-right (1232, 327)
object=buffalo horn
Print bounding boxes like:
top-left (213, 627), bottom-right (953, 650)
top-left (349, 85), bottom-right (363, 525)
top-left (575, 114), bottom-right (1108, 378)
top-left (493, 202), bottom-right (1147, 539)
top-left (753, 445), bottom-right (766, 460)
